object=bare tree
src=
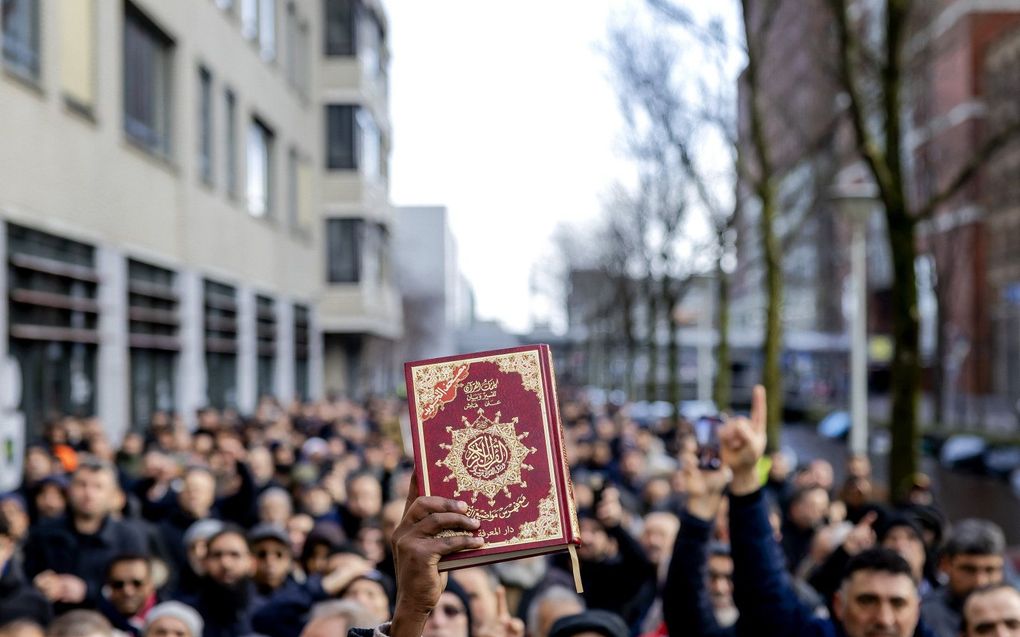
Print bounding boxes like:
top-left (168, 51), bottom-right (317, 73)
top-left (827, 0), bottom-right (1020, 497)
top-left (606, 19), bottom-right (704, 414)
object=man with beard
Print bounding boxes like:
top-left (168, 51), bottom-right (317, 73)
top-left (177, 526), bottom-right (257, 637)
top-left (98, 555), bottom-right (159, 636)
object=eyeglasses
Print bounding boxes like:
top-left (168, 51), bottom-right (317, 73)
top-left (109, 579), bottom-right (145, 590)
top-left (434, 604), bottom-right (465, 619)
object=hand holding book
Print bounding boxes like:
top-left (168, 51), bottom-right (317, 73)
top-left (390, 473), bottom-right (483, 637)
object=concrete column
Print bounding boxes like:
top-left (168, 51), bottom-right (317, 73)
top-left (275, 298), bottom-right (295, 404)
top-left (0, 221), bottom-right (25, 492)
top-left (237, 285), bottom-right (256, 413)
top-left (96, 246), bottom-right (129, 444)
top-left (309, 307), bottom-right (325, 401)
top-left (177, 270), bottom-right (206, 429)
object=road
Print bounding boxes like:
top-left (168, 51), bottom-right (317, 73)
top-left (780, 424), bottom-right (1020, 546)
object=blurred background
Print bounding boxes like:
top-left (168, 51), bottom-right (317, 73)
top-left (3, 0), bottom-right (1020, 510)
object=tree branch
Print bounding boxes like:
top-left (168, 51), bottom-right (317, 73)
top-left (914, 117), bottom-right (1020, 220)
top-left (827, 0), bottom-right (898, 203)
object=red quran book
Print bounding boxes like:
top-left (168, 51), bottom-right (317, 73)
top-left (404, 344), bottom-right (582, 585)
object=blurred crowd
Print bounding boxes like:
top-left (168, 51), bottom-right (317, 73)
top-left (1, 388), bottom-right (1019, 637)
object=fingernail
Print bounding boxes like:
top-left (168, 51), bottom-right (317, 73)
top-left (456, 501), bottom-right (468, 512)
top-left (470, 518), bottom-right (481, 528)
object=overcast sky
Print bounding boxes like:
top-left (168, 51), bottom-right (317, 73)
top-left (385, 0), bottom-right (634, 334)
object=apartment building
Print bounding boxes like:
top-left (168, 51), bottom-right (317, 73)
top-left (0, 0), bottom-right (402, 443)
top-left (319, 0), bottom-right (402, 399)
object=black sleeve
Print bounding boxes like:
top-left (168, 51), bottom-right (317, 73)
top-left (806, 545), bottom-right (850, 613)
top-left (663, 512), bottom-right (735, 637)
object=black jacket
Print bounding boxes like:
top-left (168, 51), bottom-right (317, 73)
top-left (577, 523), bottom-right (657, 628)
top-left (0, 560), bottom-right (52, 626)
top-left (663, 511), bottom-right (737, 637)
top-left (23, 515), bottom-right (147, 611)
top-left (178, 578), bottom-right (258, 637)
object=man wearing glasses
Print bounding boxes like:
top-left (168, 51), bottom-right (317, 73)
top-left (100, 554), bottom-right (159, 637)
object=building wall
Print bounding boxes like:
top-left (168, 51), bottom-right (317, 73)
top-left (0, 0), bottom-right (324, 438)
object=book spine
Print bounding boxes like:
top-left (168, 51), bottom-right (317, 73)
top-left (404, 361), bottom-right (428, 499)
top-left (542, 345), bottom-right (581, 546)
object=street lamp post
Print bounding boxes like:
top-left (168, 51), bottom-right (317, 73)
top-left (830, 180), bottom-right (877, 458)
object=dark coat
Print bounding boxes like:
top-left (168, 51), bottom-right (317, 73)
top-left (23, 515), bottom-right (147, 611)
top-left (663, 511), bottom-right (737, 637)
top-left (178, 578), bottom-right (258, 637)
top-left (0, 560), bottom-right (52, 626)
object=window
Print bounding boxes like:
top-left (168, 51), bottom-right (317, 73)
top-left (198, 66), bottom-right (214, 185)
top-left (225, 89), bottom-right (237, 197)
top-left (127, 260), bottom-right (179, 430)
top-left (60, 0), bottom-right (96, 110)
top-left (326, 104), bottom-right (356, 170)
top-left (324, 0), bottom-right (356, 56)
top-left (357, 108), bottom-right (380, 180)
top-left (293, 304), bottom-right (310, 400)
top-left (326, 218), bottom-right (362, 283)
top-left (256, 295), bottom-right (276, 400)
top-left (204, 280), bottom-right (238, 409)
top-left (7, 224), bottom-right (99, 437)
top-left (246, 118), bottom-right (274, 217)
top-left (241, 0), bottom-right (258, 40)
top-left (124, 3), bottom-right (173, 157)
top-left (287, 147), bottom-right (299, 230)
top-left (259, 0), bottom-right (275, 61)
top-left (2, 0), bottom-right (40, 80)
top-left (283, 3), bottom-right (309, 96)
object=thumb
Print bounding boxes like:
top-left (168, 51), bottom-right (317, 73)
top-left (858, 511), bottom-right (878, 530)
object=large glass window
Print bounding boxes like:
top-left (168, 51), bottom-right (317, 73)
top-left (123, 2), bottom-right (173, 157)
top-left (198, 66), bottom-right (214, 185)
top-left (256, 295), bottom-right (276, 400)
top-left (293, 304), bottom-right (309, 401)
top-left (326, 218), bottom-right (362, 284)
top-left (2, 0), bottom-right (40, 80)
top-left (326, 104), bottom-right (356, 170)
top-left (247, 118), bottom-right (274, 217)
top-left (324, 0), bottom-right (356, 56)
top-left (204, 280), bottom-right (238, 410)
top-left (127, 260), bottom-right (178, 430)
top-left (259, 0), bottom-right (275, 61)
top-left (357, 108), bottom-right (380, 180)
top-left (7, 225), bottom-right (99, 437)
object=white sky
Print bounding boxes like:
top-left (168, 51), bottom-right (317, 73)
top-left (385, 0), bottom-right (633, 334)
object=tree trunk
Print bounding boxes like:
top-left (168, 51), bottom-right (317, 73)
top-left (887, 211), bottom-right (921, 500)
top-left (646, 280), bottom-right (660, 400)
top-left (741, 0), bottom-right (783, 451)
top-left (714, 254), bottom-right (732, 412)
top-left (664, 281), bottom-right (681, 425)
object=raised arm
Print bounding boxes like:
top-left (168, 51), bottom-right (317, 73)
top-left (721, 386), bottom-right (822, 637)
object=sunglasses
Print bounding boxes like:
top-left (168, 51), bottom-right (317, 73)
top-left (109, 579), bottom-right (145, 590)
top-left (434, 605), bottom-right (465, 619)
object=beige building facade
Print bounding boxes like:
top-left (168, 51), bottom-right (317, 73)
top-left (0, 0), bottom-right (401, 442)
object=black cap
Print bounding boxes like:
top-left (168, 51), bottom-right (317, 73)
top-left (247, 523), bottom-right (291, 550)
top-left (549, 611), bottom-right (629, 637)
top-left (877, 512), bottom-right (925, 545)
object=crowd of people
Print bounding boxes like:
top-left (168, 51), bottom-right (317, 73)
top-left (1, 386), bottom-right (1019, 637)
